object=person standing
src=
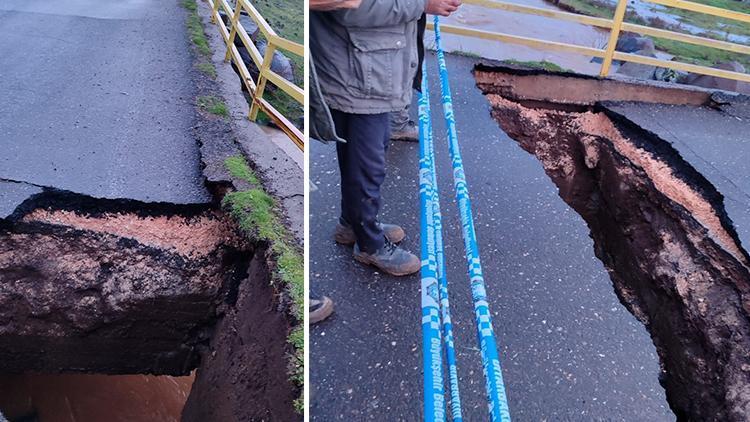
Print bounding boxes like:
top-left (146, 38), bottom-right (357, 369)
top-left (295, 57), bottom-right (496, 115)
top-left (311, 0), bottom-right (461, 276)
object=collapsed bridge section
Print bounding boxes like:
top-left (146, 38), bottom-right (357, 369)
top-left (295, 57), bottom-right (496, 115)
top-left (474, 64), bottom-right (750, 421)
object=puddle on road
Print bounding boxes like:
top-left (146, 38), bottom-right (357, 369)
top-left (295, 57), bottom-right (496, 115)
top-left (0, 373), bottom-right (193, 422)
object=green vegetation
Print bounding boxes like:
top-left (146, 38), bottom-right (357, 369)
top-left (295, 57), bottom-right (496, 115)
top-left (502, 59), bottom-right (573, 72)
top-left (183, 0), bottom-right (211, 56)
top-left (222, 156), bottom-right (304, 412)
top-left (251, 0), bottom-right (303, 45)
top-left (670, 5), bottom-right (750, 38)
top-left (197, 95), bottom-right (229, 117)
top-left (197, 62), bottom-right (217, 78)
top-left (654, 37), bottom-right (750, 68)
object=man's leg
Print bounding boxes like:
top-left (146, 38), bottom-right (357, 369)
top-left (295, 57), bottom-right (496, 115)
top-left (390, 104), bottom-right (418, 142)
top-left (333, 110), bottom-right (388, 253)
top-left (331, 109), bottom-right (419, 276)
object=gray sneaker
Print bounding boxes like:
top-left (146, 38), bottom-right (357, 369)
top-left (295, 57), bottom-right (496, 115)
top-left (353, 240), bottom-right (420, 276)
top-left (391, 120), bottom-right (418, 142)
top-left (334, 222), bottom-right (405, 245)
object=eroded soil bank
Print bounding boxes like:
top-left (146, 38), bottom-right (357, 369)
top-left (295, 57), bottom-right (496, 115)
top-left (0, 189), bottom-right (297, 420)
top-left (475, 65), bottom-right (750, 421)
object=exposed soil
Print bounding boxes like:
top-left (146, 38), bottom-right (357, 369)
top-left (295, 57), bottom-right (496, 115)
top-left (0, 187), bottom-right (298, 420)
top-left (182, 247), bottom-right (299, 421)
top-left (0, 192), bottom-right (249, 375)
top-left (475, 66), bottom-right (750, 421)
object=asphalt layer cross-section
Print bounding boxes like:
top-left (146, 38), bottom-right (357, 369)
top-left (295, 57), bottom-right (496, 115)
top-left (0, 0), bottom-right (211, 206)
top-left (310, 53), bottom-right (673, 420)
top-left (602, 100), bottom-right (750, 255)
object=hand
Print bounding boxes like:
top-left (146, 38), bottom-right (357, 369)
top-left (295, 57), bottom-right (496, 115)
top-left (425, 0), bottom-right (462, 16)
top-left (310, 0), bottom-right (362, 11)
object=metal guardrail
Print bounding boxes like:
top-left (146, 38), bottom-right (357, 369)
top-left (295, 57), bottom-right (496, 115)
top-left (208, 0), bottom-right (304, 149)
top-left (429, 0), bottom-right (750, 83)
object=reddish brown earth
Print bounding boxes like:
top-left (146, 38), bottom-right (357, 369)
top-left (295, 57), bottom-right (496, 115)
top-left (475, 66), bottom-right (750, 421)
top-left (0, 192), bottom-right (298, 421)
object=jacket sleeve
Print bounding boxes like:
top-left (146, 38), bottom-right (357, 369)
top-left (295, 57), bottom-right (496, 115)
top-left (331, 0), bottom-right (428, 28)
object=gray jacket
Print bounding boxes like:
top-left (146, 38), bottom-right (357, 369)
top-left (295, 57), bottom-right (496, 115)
top-left (310, 0), bottom-right (426, 114)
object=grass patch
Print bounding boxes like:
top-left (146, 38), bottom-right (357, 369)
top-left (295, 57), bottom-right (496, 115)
top-left (502, 59), bottom-right (573, 72)
top-left (196, 62), bottom-right (217, 78)
top-left (222, 156), bottom-right (304, 411)
top-left (197, 95), bottom-right (229, 117)
top-left (654, 37), bottom-right (750, 68)
top-left (183, 0), bottom-right (211, 56)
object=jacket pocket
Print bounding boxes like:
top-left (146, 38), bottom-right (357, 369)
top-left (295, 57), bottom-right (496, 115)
top-left (347, 28), bottom-right (407, 100)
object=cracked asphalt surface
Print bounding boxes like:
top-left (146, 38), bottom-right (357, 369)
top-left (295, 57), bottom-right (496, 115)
top-left (0, 0), bottom-right (210, 206)
top-left (310, 53), bottom-right (672, 420)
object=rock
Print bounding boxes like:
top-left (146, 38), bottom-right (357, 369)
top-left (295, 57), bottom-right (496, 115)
top-left (238, 14), bottom-right (260, 41)
top-left (682, 61), bottom-right (750, 94)
top-left (616, 49), bottom-right (658, 80)
top-left (592, 35), bottom-right (655, 64)
top-left (616, 36), bottom-right (656, 55)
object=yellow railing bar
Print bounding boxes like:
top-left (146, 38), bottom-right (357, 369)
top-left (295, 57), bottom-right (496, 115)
top-left (249, 42), bottom-right (276, 120)
top-left (645, 0), bottom-right (750, 23)
top-left (427, 22), bottom-right (607, 57)
top-left (466, 0), bottom-right (612, 27)
top-left (463, 0), bottom-right (750, 56)
top-left (258, 98), bottom-right (304, 148)
top-left (613, 51), bottom-right (750, 81)
top-left (207, 0), bottom-right (304, 150)
top-left (270, 35), bottom-right (305, 57)
top-left (265, 70), bottom-right (305, 103)
top-left (600, 0), bottom-right (629, 76)
top-left (623, 23), bottom-right (750, 55)
top-left (437, 0), bottom-right (750, 83)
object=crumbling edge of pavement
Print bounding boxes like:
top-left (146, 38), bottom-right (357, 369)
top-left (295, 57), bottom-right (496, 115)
top-left (181, 0), bottom-right (305, 418)
top-left (194, 0), bottom-right (303, 245)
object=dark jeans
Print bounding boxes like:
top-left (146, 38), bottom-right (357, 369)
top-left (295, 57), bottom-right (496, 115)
top-left (331, 109), bottom-right (390, 253)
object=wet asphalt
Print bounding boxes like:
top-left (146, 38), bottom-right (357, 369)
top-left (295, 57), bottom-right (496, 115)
top-left (0, 0), bottom-right (210, 205)
top-left (602, 101), bottom-right (750, 256)
top-left (310, 53), bottom-right (673, 421)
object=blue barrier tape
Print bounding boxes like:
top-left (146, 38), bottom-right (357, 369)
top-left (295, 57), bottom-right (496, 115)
top-left (421, 61), bottom-right (464, 422)
top-left (433, 15), bottom-right (512, 422)
top-left (419, 54), bottom-right (447, 422)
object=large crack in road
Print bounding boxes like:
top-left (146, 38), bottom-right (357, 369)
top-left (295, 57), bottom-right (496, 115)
top-left (475, 65), bottom-right (750, 420)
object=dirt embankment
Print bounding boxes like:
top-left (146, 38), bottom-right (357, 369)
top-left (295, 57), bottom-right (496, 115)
top-left (0, 188), bottom-right (298, 420)
top-left (475, 66), bottom-right (750, 421)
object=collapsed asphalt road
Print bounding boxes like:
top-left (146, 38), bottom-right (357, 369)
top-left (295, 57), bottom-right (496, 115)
top-left (310, 53), bottom-right (671, 420)
top-left (0, 0), bottom-right (210, 204)
top-left (0, 1), bottom-right (302, 420)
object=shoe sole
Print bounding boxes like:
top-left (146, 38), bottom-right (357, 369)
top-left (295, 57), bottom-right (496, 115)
top-left (353, 254), bottom-right (419, 277)
top-left (310, 297), bottom-right (334, 325)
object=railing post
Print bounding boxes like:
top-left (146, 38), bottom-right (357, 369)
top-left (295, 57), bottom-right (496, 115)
top-left (210, 0), bottom-right (220, 23)
top-left (249, 42), bottom-right (276, 121)
top-left (599, 0), bottom-right (628, 77)
top-left (225, 1), bottom-right (242, 62)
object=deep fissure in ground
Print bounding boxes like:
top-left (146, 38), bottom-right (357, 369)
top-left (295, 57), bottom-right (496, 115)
top-left (0, 189), bottom-right (298, 421)
top-left (474, 65), bottom-right (750, 421)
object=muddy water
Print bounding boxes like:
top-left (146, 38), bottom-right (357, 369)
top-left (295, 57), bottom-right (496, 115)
top-left (0, 374), bottom-right (193, 422)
